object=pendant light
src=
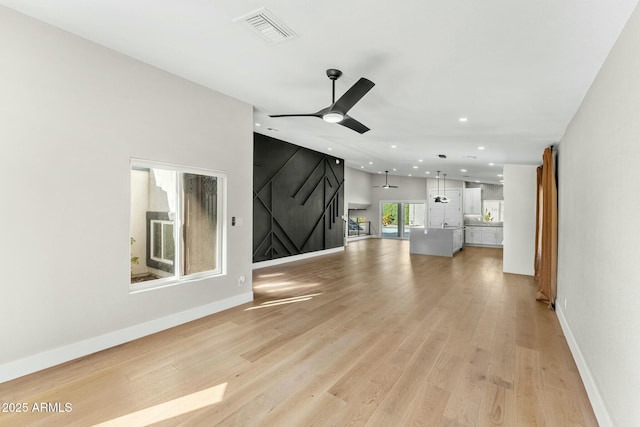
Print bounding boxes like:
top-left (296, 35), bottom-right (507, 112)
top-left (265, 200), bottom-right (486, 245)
top-left (434, 171), bottom-right (442, 202)
top-left (441, 173), bottom-right (449, 203)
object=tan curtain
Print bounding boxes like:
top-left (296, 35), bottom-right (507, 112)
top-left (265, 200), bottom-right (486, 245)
top-left (534, 166), bottom-right (543, 281)
top-left (534, 147), bottom-right (558, 307)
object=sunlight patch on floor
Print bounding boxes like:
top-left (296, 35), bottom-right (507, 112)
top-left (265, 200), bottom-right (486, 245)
top-left (253, 281), bottom-right (296, 290)
top-left (94, 382), bottom-right (227, 426)
top-left (256, 272), bottom-right (285, 279)
top-left (244, 293), bottom-right (323, 311)
top-left (255, 282), bottom-right (323, 294)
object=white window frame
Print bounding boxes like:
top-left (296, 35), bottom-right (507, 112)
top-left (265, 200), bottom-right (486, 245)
top-left (130, 158), bottom-right (227, 293)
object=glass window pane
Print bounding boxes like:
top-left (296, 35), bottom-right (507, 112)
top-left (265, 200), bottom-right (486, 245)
top-left (183, 173), bottom-right (218, 275)
top-left (163, 223), bottom-right (175, 261)
top-left (153, 222), bottom-right (162, 258)
top-left (130, 167), bottom-right (176, 284)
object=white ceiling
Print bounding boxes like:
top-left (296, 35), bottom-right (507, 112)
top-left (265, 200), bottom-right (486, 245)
top-left (2, 0), bottom-right (638, 184)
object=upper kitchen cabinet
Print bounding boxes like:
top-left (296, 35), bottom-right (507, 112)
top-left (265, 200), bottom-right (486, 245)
top-left (463, 188), bottom-right (482, 214)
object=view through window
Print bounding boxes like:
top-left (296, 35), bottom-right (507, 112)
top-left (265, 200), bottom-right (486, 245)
top-left (130, 161), bottom-right (224, 290)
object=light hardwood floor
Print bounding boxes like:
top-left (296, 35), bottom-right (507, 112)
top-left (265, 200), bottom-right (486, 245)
top-left (0, 239), bottom-right (597, 426)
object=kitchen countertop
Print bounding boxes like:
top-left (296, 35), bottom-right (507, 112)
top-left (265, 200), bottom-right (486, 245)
top-left (464, 223), bottom-right (503, 227)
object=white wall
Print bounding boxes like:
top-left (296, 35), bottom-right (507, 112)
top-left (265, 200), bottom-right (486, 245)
top-left (0, 7), bottom-right (254, 381)
top-left (556, 3), bottom-right (640, 425)
top-left (502, 165), bottom-right (537, 275)
top-left (345, 167), bottom-right (372, 209)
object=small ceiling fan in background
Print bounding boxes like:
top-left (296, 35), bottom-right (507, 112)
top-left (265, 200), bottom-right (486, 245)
top-left (269, 69), bottom-right (375, 134)
top-left (374, 171), bottom-right (398, 189)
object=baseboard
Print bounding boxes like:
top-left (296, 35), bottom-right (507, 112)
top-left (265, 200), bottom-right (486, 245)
top-left (556, 306), bottom-right (613, 427)
top-left (252, 246), bottom-right (344, 269)
top-left (0, 292), bottom-right (253, 384)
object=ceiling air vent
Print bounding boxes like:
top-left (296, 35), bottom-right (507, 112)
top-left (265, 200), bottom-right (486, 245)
top-left (234, 8), bottom-right (298, 45)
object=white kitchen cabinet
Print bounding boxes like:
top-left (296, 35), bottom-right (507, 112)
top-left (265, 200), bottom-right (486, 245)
top-left (428, 189), bottom-right (462, 228)
top-left (463, 188), bottom-right (482, 214)
top-left (481, 228), bottom-right (499, 245)
top-left (481, 227), bottom-right (504, 246)
top-left (465, 226), bottom-right (482, 244)
top-left (465, 226), bottom-right (503, 246)
top-left (453, 228), bottom-right (464, 252)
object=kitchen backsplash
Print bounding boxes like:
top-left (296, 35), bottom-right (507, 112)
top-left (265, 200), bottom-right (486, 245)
top-left (465, 182), bottom-right (503, 200)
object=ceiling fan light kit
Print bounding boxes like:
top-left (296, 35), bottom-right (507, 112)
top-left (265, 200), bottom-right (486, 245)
top-left (270, 68), bottom-right (375, 133)
top-left (322, 112), bottom-right (344, 123)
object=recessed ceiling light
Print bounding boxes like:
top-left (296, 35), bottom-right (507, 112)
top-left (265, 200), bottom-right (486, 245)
top-left (478, 146), bottom-right (485, 150)
top-left (378, 171), bottom-right (382, 174)
top-left (391, 145), bottom-right (397, 148)
top-left (408, 174), bottom-right (412, 177)
top-left (489, 163), bottom-right (495, 166)
top-left (413, 166), bottom-right (418, 169)
top-left (418, 159), bottom-right (423, 162)
top-left (459, 117), bottom-right (468, 122)
top-left (475, 180), bottom-right (480, 183)
top-left (369, 161), bottom-right (373, 165)
top-left (360, 166), bottom-right (364, 169)
top-left (328, 147), bottom-right (332, 151)
top-left (393, 168), bottom-right (397, 171)
top-left (461, 169), bottom-right (467, 172)
top-left (425, 171), bottom-right (430, 174)
top-left (497, 174), bottom-right (503, 177)
top-left (255, 123), bottom-right (261, 127)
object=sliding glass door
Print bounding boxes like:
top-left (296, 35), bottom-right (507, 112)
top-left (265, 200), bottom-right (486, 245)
top-left (402, 202), bottom-right (426, 238)
top-left (381, 201), bottom-right (426, 239)
top-left (381, 202), bottom-right (400, 238)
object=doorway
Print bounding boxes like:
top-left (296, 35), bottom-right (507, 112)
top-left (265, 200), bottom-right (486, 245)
top-left (381, 201), bottom-right (426, 239)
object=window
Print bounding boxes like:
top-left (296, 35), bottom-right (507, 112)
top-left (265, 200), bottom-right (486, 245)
top-left (130, 159), bottom-right (225, 290)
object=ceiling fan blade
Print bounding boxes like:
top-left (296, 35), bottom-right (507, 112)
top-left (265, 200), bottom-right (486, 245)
top-left (269, 113), bottom-right (322, 118)
top-left (331, 77), bottom-right (375, 114)
top-left (338, 115), bottom-right (370, 134)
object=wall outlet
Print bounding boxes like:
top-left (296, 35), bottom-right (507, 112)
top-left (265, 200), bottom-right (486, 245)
top-left (237, 275), bottom-right (246, 287)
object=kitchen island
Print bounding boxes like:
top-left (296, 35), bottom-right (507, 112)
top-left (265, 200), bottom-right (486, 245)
top-left (409, 227), bottom-right (464, 257)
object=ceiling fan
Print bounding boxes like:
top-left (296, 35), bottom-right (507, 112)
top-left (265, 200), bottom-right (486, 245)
top-left (269, 69), bottom-right (375, 134)
top-left (374, 171), bottom-right (398, 189)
